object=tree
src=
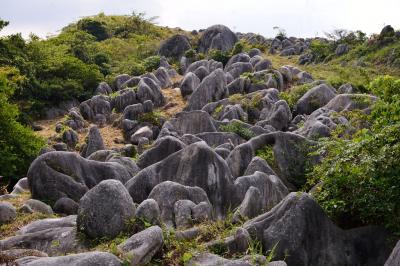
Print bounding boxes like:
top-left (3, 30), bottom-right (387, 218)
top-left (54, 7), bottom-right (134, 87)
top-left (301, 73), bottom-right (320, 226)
top-left (0, 72), bottom-right (45, 183)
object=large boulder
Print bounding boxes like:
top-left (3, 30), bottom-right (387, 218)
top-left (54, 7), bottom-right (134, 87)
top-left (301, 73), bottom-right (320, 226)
top-left (198, 25), bottom-right (238, 53)
top-left (27, 151), bottom-right (133, 206)
top-left (225, 62), bottom-right (253, 79)
top-left (186, 68), bottom-right (228, 110)
top-left (234, 171), bottom-right (289, 216)
top-left (154, 67), bottom-right (172, 88)
top-left (125, 142), bottom-right (234, 218)
top-left (259, 100), bottom-right (292, 131)
top-left (243, 193), bottom-right (390, 266)
top-left (0, 217), bottom-right (82, 255)
top-left (294, 84), bottom-right (337, 115)
top-left (158, 34), bottom-right (191, 60)
top-left (148, 181), bottom-right (211, 226)
top-left (136, 77), bottom-right (165, 107)
top-left (77, 180), bottom-right (135, 239)
top-left (117, 226), bottom-right (163, 266)
top-left (165, 110), bottom-right (217, 135)
top-left (226, 132), bottom-right (317, 188)
top-left (79, 95), bottom-right (111, 123)
top-left (14, 251), bottom-right (122, 266)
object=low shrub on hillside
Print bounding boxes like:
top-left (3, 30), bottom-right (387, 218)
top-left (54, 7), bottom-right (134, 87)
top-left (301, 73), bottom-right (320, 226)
top-left (308, 76), bottom-right (400, 234)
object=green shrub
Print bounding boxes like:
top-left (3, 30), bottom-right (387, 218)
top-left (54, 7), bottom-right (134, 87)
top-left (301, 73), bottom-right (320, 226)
top-left (220, 121), bottom-right (255, 140)
top-left (0, 74), bottom-right (45, 183)
top-left (231, 41), bottom-right (244, 55)
top-left (308, 76), bottom-right (400, 234)
top-left (255, 145), bottom-right (278, 172)
top-left (77, 18), bottom-right (109, 41)
top-left (143, 55), bottom-right (161, 72)
top-left (310, 39), bottom-right (333, 62)
top-left (208, 49), bottom-right (231, 66)
top-left (279, 83), bottom-right (313, 108)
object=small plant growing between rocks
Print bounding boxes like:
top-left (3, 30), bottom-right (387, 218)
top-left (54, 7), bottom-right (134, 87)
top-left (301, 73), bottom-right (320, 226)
top-left (220, 121), bottom-right (255, 140)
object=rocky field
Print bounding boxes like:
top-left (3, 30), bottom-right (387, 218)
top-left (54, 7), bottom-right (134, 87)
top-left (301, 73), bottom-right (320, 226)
top-left (1, 23), bottom-right (400, 266)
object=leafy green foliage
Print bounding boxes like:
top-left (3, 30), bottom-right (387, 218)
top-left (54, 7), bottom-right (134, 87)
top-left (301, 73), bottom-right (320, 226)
top-left (208, 49), bottom-right (231, 66)
top-left (279, 83), bottom-right (313, 108)
top-left (0, 73), bottom-right (45, 182)
top-left (309, 76), bottom-right (400, 234)
top-left (220, 121), bottom-right (255, 140)
top-left (143, 55), bottom-right (161, 72)
top-left (77, 18), bottom-right (109, 41)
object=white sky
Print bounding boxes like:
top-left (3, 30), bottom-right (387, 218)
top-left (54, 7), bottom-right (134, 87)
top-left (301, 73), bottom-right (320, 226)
top-left (0, 0), bottom-right (399, 39)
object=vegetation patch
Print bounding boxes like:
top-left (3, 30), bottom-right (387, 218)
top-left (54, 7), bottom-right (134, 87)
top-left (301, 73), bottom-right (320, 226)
top-left (220, 121), bottom-right (255, 140)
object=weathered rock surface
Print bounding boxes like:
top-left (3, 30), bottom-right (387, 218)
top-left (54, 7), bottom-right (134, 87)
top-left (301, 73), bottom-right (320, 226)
top-left (80, 126), bottom-right (105, 158)
top-left (0, 202), bottom-right (16, 224)
top-left (28, 151), bottom-right (133, 206)
top-left (294, 84), bottom-right (337, 115)
top-left (77, 180), bottom-right (135, 239)
top-left (385, 240), bottom-right (400, 266)
top-left (186, 68), bottom-right (228, 111)
top-left (126, 142), bottom-right (234, 218)
top-left (158, 34), bottom-right (191, 60)
top-left (198, 25), bottom-right (238, 53)
top-left (117, 226), bottom-right (163, 266)
top-left (148, 181), bottom-right (211, 226)
top-left (137, 136), bottom-right (186, 168)
top-left (243, 193), bottom-right (390, 266)
top-left (227, 132), bottom-right (317, 188)
top-left (14, 251), bottom-right (122, 266)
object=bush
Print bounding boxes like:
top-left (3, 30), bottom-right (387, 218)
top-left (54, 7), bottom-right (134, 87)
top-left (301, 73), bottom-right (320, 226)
top-left (231, 41), bottom-right (244, 55)
top-left (310, 39), bottom-right (333, 62)
top-left (279, 83), bottom-right (313, 108)
top-left (0, 73), bottom-right (45, 183)
top-left (77, 18), bottom-right (109, 41)
top-left (308, 76), bottom-right (400, 234)
top-left (208, 49), bottom-right (231, 66)
top-left (220, 121), bottom-right (255, 140)
top-left (143, 55), bottom-right (161, 72)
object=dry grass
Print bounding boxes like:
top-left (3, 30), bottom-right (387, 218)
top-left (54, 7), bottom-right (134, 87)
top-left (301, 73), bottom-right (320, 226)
top-left (34, 117), bottom-right (125, 150)
top-left (0, 192), bottom-right (58, 239)
top-left (162, 87), bottom-right (187, 119)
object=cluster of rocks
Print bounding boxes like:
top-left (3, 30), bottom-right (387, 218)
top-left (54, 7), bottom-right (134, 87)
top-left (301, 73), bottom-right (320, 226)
top-left (1, 24), bottom-right (398, 266)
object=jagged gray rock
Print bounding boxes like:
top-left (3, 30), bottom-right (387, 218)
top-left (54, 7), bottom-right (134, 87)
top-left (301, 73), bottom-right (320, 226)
top-left (148, 181), bottom-right (211, 226)
top-left (186, 68), bottom-right (228, 110)
top-left (180, 72), bottom-right (201, 99)
top-left (135, 199), bottom-right (161, 226)
top-left (126, 142), bottom-right (234, 218)
top-left (243, 193), bottom-right (390, 266)
top-left (27, 151), bottom-right (133, 206)
top-left (227, 132), bottom-right (317, 188)
top-left (14, 251), bottom-right (122, 266)
top-left (294, 84), bottom-right (337, 115)
top-left (158, 34), bottom-right (191, 60)
top-left (21, 199), bottom-right (53, 215)
top-left (117, 226), bottom-right (163, 266)
top-left (198, 25), bottom-right (238, 53)
top-left (77, 180), bottom-right (135, 239)
top-left (137, 136), bottom-right (186, 168)
top-left (80, 126), bottom-right (105, 158)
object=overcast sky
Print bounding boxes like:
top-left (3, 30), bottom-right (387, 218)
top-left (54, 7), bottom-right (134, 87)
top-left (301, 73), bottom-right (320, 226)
top-left (1, 0), bottom-right (399, 39)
